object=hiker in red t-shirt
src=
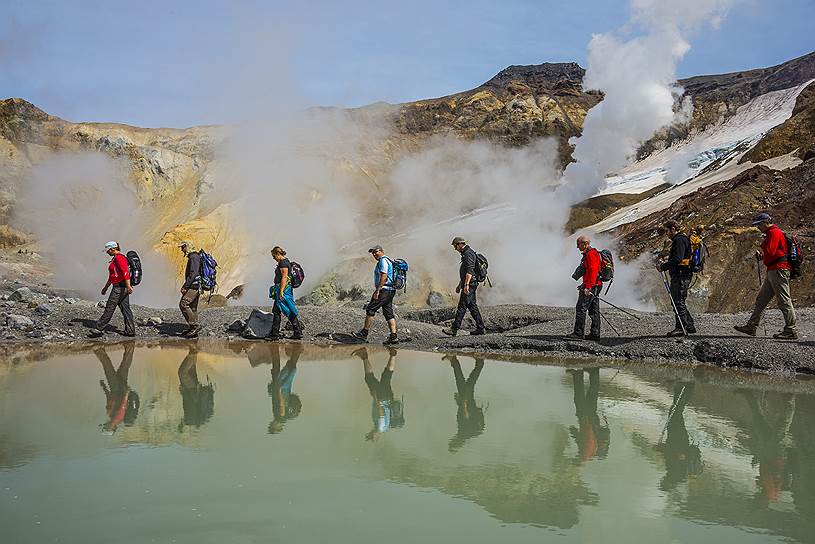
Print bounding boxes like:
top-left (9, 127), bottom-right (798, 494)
top-left (89, 241), bottom-right (135, 338)
top-left (734, 213), bottom-right (798, 339)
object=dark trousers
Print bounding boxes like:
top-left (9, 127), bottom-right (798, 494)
top-left (669, 274), bottom-right (695, 330)
top-left (97, 282), bottom-right (135, 335)
top-left (453, 283), bottom-right (485, 331)
top-left (574, 285), bottom-right (601, 337)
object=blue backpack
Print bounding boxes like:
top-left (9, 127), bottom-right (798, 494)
top-left (390, 258), bottom-right (409, 291)
top-left (198, 250), bottom-right (218, 292)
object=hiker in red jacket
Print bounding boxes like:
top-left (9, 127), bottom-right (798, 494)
top-left (89, 241), bottom-right (135, 338)
top-left (567, 235), bottom-right (602, 340)
top-left (735, 213), bottom-right (798, 340)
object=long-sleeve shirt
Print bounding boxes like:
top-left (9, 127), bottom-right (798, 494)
top-left (459, 246), bottom-right (477, 284)
top-left (183, 251), bottom-right (202, 289)
top-left (107, 253), bottom-right (130, 284)
top-left (762, 225), bottom-right (791, 270)
top-left (580, 248), bottom-right (601, 290)
top-left (660, 233), bottom-right (691, 276)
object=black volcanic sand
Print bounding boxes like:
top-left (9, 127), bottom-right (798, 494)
top-left (2, 280), bottom-right (815, 377)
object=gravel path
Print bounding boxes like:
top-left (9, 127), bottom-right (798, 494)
top-left (2, 280), bottom-right (815, 376)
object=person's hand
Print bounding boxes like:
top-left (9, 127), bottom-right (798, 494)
top-left (181, 288), bottom-right (187, 295)
top-left (583, 288), bottom-right (592, 297)
top-left (455, 285), bottom-right (461, 294)
top-left (101, 288), bottom-right (107, 295)
top-left (126, 286), bottom-right (133, 295)
top-left (463, 284), bottom-right (470, 295)
top-left (372, 289), bottom-right (380, 301)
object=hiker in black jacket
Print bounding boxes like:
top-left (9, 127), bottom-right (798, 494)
top-left (179, 240), bottom-right (202, 338)
top-left (657, 220), bottom-right (696, 336)
top-left (443, 237), bottom-right (485, 336)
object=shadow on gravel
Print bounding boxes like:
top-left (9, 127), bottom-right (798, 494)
top-left (70, 318), bottom-right (98, 329)
top-left (155, 322), bottom-right (191, 337)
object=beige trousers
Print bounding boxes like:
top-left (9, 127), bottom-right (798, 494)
top-left (748, 269), bottom-right (797, 332)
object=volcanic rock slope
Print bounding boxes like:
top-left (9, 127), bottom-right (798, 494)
top-left (1, 51), bottom-right (814, 310)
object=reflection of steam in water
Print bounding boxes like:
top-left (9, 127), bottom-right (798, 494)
top-left (95, 342), bottom-right (139, 434)
top-left (177, 345), bottom-right (215, 431)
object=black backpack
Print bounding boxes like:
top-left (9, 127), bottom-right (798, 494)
top-left (474, 253), bottom-right (489, 284)
top-left (784, 233), bottom-right (804, 279)
top-left (126, 251), bottom-right (142, 286)
top-left (289, 261), bottom-right (305, 288)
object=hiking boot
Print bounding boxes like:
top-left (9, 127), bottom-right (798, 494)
top-left (686, 327), bottom-right (697, 334)
top-left (442, 328), bottom-right (458, 337)
top-left (290, 319), bottom-right (304, 340)
top-left (666, 328), bottom-right (686, 337)
top-left (383, 333), bottom-right (399, 345)
top-left (352, 329), bottom-right (369, 342)
top-left (121, 332), bottom-right (136, 338)
top-left (267, 332), bottom-right (281, 341)
top-left (87, 328), bottom-right (104, 339)
top-left (183, 326), bottom-right (201, 338)
top-left (564, 332), bottom-right (584, 340)
top-left (587, 333), bottom-right (601, 341)
top-left (773, 330), bottom-right (799, 340)
top-left (733, 324), bottom-right (757, 337)
top-left (470, 328), bottom-right (486, 336)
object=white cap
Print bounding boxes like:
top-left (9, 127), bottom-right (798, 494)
top-left (103, 241), bottom-right (119, 251)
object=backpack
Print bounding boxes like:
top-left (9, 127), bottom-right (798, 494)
top-left (689, 234), bottom-right (707, 274)
top-left (474, 253), bottom-right (489, 283)
top-left (389, 258), bottom-right (409, 291)
top-left (598, 249), bottom-right (614, 283)
top-left (198, 250), bottom-right (218, 292)
top-left (125, 250), bottom-right (142, 286)
top-left (289, 261), bottom-right (305, 288)
top-left (784, 233), bottom-right (804, 279)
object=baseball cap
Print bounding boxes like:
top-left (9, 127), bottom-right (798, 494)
top-left (178, 240), bottom-right (193, 248)
top-left (451, 237), bottom-right (466, 246)
top-left (103, 241), bottom-right (118, 251)
top-left (751, 213), bottom-right (772, 226)
top-left (368, 245), bottom-right (384, 253)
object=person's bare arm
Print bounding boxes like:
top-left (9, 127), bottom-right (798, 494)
top-left (373, 271), bottom-right (388, 300)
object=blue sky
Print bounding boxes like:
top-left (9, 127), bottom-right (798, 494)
top-left (1, 0), bottom-right (813, 127)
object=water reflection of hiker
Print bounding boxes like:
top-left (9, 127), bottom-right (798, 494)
top-left (178, 240), bottom-right (202, 338)
top-left (443, 354), bottom-right (486, 452)
top-left (267, 343), bottom-right (303, 434)
top-left (95, 342), bottom-right (139, 434)
top-left (566, 236), bottom-right (602, 341)
top-left (353, 347), bottom-right (404, 441)
top-left (740, 390), bottom-right (797, 503)
top-left (178, 344), bottom-right (215, 430)
top-left (654, 382), bottom-right (702, 491)
top-left (268, 246), bottom-right (303, 341)
top-left (568, 368), bottom-right (610, 461)
top-left (88, 241), bottom-right (135, 338)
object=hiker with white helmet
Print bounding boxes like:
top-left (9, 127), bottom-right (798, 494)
top-left (88, 241), bottom-right (135, 338)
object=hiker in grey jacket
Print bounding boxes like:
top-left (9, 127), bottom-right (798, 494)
top-left (179, 240), bottom-right (201, 338)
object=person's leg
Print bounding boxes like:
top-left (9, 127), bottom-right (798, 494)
top-left (746, 275), bottom-right (776, 329)
top-left (467, 284), bottom-right (485, 332)
top-left (118, 287), bottom-right (136, 336)
top-left (679, 276), bottom-right (695, 330)
top-left (356, 294), bottom-right (380, 339)
top-left (769, 269), bottom-right (798, 334)
top-left (588, 287), bottom-right (601, 338)
top-left (452, 290), bottom-right (469, 332)
top-left (669, 275), bottom-right (685, 330)
top-left (179, 289), bottom-right (198, 328)
top-left (95, 284), bottom-right (122, 332)
top-left (269, 300), bottom-right (283, 339)
top-left (573, 290), bottom-right (588, 335)
top-left (382, 290), bottom-right (398, 341)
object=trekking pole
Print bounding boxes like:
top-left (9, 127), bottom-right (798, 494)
top-left (598, 298), bottom-right (641, 320)
top-left (658, 270), bottom-right (687, 336)
top-left (591, 293), bottom-right (621, 337)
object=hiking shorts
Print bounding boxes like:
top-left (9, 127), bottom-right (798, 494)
top-left (366, 289), bottom-right (396, 320)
